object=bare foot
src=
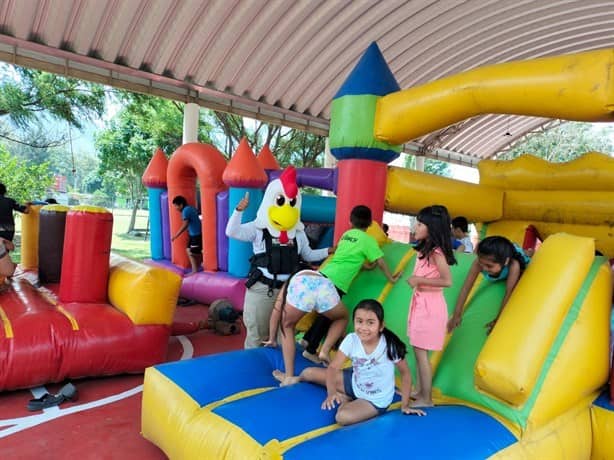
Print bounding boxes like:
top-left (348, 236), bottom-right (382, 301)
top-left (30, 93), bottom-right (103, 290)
top-left (272, 369), bottom-right (285, 383)
top-left (280, 375), bottom-right (301, 386)
top-left (411, 398), bottom-right (434, 408)
top-left (302, 350), bottom-right (323, 364)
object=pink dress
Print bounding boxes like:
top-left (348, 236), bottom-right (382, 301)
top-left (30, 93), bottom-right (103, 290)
top-left (408, 248), bottom-right (448, 351)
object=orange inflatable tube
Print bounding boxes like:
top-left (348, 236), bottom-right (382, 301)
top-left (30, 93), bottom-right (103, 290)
top-left (167, 143), bottom-right (227, 271)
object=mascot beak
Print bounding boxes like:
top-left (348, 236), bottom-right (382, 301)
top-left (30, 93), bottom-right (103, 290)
top-left (268, 195), bottom-right (299, 231)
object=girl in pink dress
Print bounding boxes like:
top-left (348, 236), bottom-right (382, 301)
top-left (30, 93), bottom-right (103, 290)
top-left (408, 205), bottom-right (457, 407)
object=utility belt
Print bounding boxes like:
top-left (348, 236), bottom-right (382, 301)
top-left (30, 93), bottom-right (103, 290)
top-left (245, 267), bottom-right (285, 291)
top-left (259, 276), bottom-right (285, 290)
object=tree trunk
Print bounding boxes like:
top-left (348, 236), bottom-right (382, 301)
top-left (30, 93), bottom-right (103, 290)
top-left (127, 200), bottom-right (138, 234)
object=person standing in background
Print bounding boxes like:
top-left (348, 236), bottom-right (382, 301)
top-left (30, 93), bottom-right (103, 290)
top-left (0, 182), bottom-right (30, 242)
top-left (171, 195), bottom-right (203, 274)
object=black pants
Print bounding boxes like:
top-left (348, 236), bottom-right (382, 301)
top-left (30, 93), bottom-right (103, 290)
top-left (0, 230), bottom-right (14, 241)
top-left (302, 315), bottom-right (332, 354)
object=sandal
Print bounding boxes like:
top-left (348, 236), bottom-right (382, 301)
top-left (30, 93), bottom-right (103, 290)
top-left (27, 383), bottom-right (78, 411)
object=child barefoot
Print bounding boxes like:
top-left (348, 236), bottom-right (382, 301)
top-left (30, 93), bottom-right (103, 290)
top-left (407, 205), bottom-right (456, 407)
top-left (274, 299), bottom-right (425, 424)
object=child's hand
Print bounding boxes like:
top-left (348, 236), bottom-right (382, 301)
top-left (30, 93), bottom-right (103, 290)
top-left (321, 393), bottom-right (343, 410)
top-left (390, 271), bottom-right (402, 283)
top-left (447, 314), bottom-right (462, 333)
top-left (407, 276), bottom-right (420, 288)
top-left (402, 405), bottom-right (426, 416)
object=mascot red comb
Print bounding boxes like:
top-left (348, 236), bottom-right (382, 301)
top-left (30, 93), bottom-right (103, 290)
top-left (255, 166), bottom-right (302, 243)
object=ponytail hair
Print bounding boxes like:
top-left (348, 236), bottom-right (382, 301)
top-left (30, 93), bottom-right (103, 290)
top-left (354, 299), bottom-right (407, 361)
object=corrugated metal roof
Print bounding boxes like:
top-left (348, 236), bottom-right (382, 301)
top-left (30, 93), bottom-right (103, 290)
top-left (0, 0), bottom-right (612, 166)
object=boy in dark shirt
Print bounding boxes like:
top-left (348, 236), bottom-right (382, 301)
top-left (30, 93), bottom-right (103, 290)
top-left (0, 183), bottom-right (30, 242)
top-left (171, 195), bottom-right (203, 273)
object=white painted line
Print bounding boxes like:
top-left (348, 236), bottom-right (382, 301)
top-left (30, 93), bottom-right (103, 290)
top-left (0, 334), bottom-right (196, 438)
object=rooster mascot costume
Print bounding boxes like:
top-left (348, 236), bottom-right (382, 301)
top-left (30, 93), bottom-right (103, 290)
top-left (226, 166), bottom-right (331, 348)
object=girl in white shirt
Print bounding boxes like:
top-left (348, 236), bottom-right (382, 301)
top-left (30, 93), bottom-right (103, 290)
top-left (275, 299), bottom-right (425, 425)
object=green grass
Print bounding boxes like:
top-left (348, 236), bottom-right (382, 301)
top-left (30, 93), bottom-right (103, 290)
top-left (12, 208), bottom-right (151, 262)
top-left (110, 209), bottom-right (151, 260)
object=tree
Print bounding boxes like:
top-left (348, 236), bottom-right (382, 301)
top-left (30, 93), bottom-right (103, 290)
top-left (5, 127), bottom-right (100, 196)
top-left (404, 154), bottom-right (452, 177)
top-left (0, 65), bottom-right (107, 148)
top-left (210, 111), bottom-right (325, 167)
top-left (97, 92), bottom-right (328, 234)
top-left (0, 146), bottom-right (54, 203)
top-left (96, 116), bottom-right (155, 233)
top-left (497, 122), bottom-right (614, 162)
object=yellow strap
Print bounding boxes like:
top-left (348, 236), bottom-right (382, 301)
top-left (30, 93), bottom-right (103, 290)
top-left (280, 400), bottom-right (405, 454)
top-left (203, 387), bottom-right (275, 411)
top-left (377, 247), bottom-right (415, 303)
top-left (38, 290), bottom-right (80, 331)
top-left (0, 304), bottom-right (13, 338)
top-left (278, 422), bottom-right (340, 453)
top-left (431, 273), bottom-right (484, 372)
top-left (56, 305), bottom-right (79, 331)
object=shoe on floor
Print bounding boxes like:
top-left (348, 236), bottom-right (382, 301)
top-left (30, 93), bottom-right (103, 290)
top-left (27, 383), bottom-right (78, 411)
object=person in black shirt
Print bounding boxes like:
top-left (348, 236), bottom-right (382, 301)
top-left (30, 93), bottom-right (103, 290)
top-left (0, 183), bottom-right (30, 242)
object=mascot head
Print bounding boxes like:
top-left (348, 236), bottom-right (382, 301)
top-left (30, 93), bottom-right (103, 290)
top-left (255, 166), bottom-right (303, 243)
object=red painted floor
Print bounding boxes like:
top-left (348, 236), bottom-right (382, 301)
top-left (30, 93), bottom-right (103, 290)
top-left (0, 304), bottom-right (245, 459)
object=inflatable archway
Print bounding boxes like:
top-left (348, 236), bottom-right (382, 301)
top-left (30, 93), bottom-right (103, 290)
top-left (167, 143), bottom-right (227, 271)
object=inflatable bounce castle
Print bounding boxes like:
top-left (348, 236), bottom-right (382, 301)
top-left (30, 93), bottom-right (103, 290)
top-left (142, 139), bottom-right (336, 310)
top-left (0, 205), bottom-right (181, 391)
top-left (141, 44), bottom-right (614, 458)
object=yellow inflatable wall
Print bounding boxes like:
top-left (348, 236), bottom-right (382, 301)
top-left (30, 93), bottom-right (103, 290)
top-left (374, 49), bottom-right (614, 145)
top-left (382, 154), bottom-right (613, 458)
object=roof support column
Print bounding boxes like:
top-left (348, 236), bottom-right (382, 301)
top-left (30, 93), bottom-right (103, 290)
top-left (415, 155), bottom-right (425, 172)
top-left (182, 102), bottom-right (200, 144)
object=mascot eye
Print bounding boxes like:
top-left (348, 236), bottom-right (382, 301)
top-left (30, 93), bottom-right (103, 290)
top-left (275, 194), bottom-right (285, 206)
top-left (289, 198), bottom-right (297, 207)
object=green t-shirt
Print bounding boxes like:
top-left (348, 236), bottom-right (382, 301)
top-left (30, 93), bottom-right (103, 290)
top-left (320, 228), bottom-right (384, 294)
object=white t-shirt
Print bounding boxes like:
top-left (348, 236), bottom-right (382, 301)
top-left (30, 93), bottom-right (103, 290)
top-left (339, 333), bottom-right (399, 408)
top-left (460, 235), bottom-right (473, 253)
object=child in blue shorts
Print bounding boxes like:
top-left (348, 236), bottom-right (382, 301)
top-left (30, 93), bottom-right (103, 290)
top-left (274, 299), bottom-right (425, 424)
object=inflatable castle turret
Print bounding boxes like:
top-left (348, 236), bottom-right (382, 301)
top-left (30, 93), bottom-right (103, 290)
top-left (328, 42), bottom-right (402, 241)
top-left (142, 148), bottom-right (169, 261)
top-left (222, 138), bottom-right (268, 277)
top-left (256, 144), bottom-right (280, 170)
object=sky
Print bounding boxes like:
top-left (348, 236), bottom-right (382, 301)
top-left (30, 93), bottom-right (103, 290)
top-left (451, 163), bottom-right (479, 183)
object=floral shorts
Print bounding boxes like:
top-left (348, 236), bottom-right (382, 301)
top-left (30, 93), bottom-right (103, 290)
top-left (286, 270), bottom-right (340, 314)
